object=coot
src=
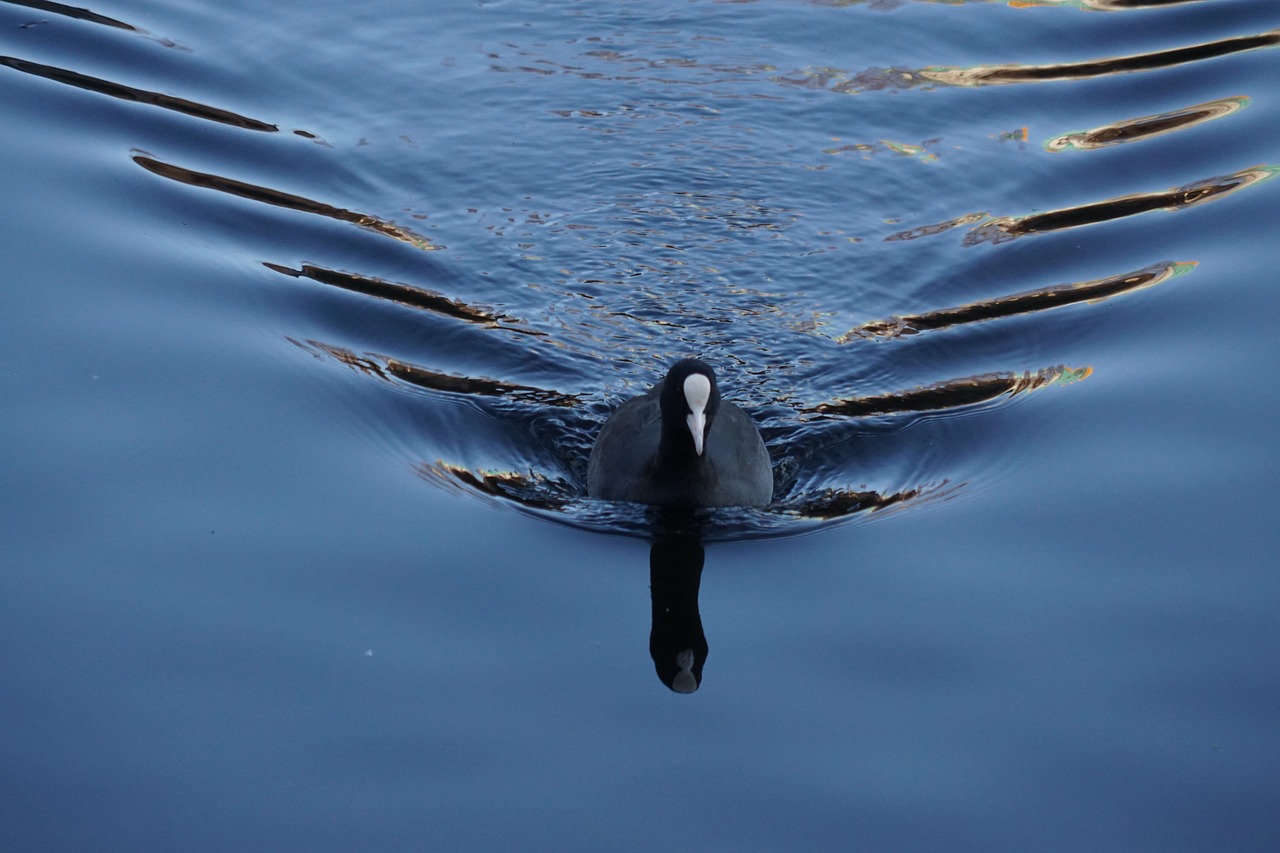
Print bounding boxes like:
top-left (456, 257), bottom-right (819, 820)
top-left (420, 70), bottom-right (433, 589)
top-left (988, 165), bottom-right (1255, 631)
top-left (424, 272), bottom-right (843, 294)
top-left (586, 359), bottom-right (773, 507)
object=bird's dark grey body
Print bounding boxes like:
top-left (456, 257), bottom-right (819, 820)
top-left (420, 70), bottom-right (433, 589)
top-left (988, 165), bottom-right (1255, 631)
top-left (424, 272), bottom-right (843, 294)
top-left (586, 361), bottom-right (773, 508)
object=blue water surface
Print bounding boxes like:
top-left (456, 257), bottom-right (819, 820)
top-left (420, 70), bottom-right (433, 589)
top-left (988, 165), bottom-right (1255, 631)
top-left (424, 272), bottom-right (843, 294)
top-left (2, 0), bottom-right (1279, 850)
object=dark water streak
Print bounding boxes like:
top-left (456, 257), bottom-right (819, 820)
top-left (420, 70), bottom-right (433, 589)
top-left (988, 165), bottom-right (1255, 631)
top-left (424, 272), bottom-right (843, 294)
top-left (887, 165), bottom-right (1277, 245)
top-left (968, 165), bottom-right (1277, 244)
top-left (1045, 96), bottom-right (1249, 152)
top-left (844, 261), bottom-right (1195, 341)
top-left (132, 154), bottom-right (440, 249)
top-left (927, 30), bottom-right (1280, 86)
top-left (289, 339), bottom-right (581, 408)
top-left (804, 365), bottom-right (1091, 418)
top-left (0, 55), bottom-right (276, 130)
top-left (3, 0), bottom-right (135, 31)
top-left (264, 263), bottom-right (537, 333)
top-left (779, 28), bottom-right (1280, 94)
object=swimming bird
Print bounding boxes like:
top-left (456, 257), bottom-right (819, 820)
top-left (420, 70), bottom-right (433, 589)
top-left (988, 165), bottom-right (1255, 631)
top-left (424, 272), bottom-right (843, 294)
top-left (587, 359), bottom-right (773, 507)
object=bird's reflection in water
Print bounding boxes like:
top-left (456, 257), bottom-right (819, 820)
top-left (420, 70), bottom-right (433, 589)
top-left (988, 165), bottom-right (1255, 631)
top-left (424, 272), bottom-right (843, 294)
top-left (648, 531), bottom-right (708, 694)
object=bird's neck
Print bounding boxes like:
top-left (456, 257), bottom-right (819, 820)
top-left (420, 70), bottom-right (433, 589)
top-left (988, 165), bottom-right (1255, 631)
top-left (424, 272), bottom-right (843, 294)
top-left (657, 418), bottom-right (707, 467)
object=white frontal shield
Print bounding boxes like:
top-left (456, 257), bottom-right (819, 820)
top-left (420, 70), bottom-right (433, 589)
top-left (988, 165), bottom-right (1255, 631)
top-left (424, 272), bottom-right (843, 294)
top-left (683, 373), bottom-right (712, 456)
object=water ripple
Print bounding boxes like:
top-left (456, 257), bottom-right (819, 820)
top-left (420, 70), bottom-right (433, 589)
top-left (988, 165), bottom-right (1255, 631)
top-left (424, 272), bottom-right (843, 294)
top-left (1045, 96), bottom-right (1250, 152)
top-left (132, 154), bottom-right (442, 249)
top-left (779, 29), bottom-right (1280, 94)
top-left (25, 0), bottom-right (1266, 542)
top-left (0, 55), bottom-right (275, 130)
top-left (886, 165), bottom-right (1278, 246)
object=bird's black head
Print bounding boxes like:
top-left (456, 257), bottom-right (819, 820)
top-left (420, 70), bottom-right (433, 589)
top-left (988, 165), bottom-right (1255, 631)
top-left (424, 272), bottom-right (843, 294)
top-left (659, 358), bottom-right (721, 458)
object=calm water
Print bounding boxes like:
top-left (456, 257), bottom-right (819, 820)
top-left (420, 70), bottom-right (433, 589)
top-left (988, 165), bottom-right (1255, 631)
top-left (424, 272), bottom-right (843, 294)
top-left (3, 0), bottom-right (1279, 849)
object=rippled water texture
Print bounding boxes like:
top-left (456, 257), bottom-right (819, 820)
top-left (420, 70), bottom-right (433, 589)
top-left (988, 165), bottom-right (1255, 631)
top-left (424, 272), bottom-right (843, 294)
top-left (3, 0), bottom-right (1279, 850)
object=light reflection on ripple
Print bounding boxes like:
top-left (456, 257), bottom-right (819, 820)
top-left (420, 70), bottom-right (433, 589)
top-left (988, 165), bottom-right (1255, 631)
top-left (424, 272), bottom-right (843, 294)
top-left (1045, 96), bottom-right (1249, 152)
top-left (842, 261), bottom-right (1197, 341)
top-left (1006, 0), bottom-right (1210, 10)
top-left (776, 29), bottom-right (1280, 94)
top-left (920, 31), bottom-right (1280, 87)
top-left (885, 165), bottom-right (1278, 246)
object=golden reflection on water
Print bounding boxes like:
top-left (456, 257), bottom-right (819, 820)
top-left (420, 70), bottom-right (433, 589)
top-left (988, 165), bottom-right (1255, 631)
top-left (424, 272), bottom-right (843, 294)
top-left (920, 31), bottom-right (1280, 87)
top-left (778, 30), bottom-right (1280, 94)
top-left (416, 462), bottom-right (573, 513)
top-left (824, 138), bottom-right (941, 163)
top-left (788, 481), bottom-right (964, 522)
top-left (1046, 97), bottom-right (1249, 152)
top-left (1010, 0), bottom-right (1209, 10)
top-left (810, 0), bottom-right (1207, 7)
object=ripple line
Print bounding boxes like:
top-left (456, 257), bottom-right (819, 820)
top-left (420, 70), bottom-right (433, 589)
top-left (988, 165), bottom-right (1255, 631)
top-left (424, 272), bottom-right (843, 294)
top-left (1046, 96), bottom-right (1249, 152)
top-left (0, 56), bottom-right (274, 130)
top-left (965, 165), bottom-right (1278, 244)
top-left (922, 30), bottom-right (1280, 87)
top-left (289, 339), bottom-right (580, 408)
top-left (133, 154), bottom-right (442, 250)
top-left (804, 365), bottom-right (1092, 417)
top-left (787, 29), bottom-right (1280, 94)
top-left (1010, 0), bottom-right (1214, 10)
top-left (4, 0), bottom-right (136, 30)
top-left (844, 261), bottom-right (1196, 341)
top-left (264, 263), bottom-right (540, 333)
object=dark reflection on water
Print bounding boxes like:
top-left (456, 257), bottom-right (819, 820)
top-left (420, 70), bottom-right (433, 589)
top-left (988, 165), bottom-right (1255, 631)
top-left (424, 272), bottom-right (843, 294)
top-left (886, 165), bottom-right (1276, 245)
top-left (7, 0), bottom-right (136, 32)
top-left (648, 535), bottom-right (708, 693)
top-left (290, 339), bottom-right (581, 408)
top-left (810, 0), bottom-right (1209, 7)
top-left (804, 364), bottom-right (1090, 417)
top-left (923, 30), bottom-right (1280, 87)
top-left (966, 165), bottom-right (1277, 244)
top-left (132, 155), bottom-right (438, 248)
top-left (1045, 96), bottom-right (1249, 152)
top-left (774, 28), bottom-right (1280, 93)
top-left (1008, 0), bottom-right (1209, 8)
top-left (0, 55), bottom-right (275, 130)
top-left (266, 262), bottom-right (537, 332)
top-left (844, 261), bottom-right (1196, 340)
